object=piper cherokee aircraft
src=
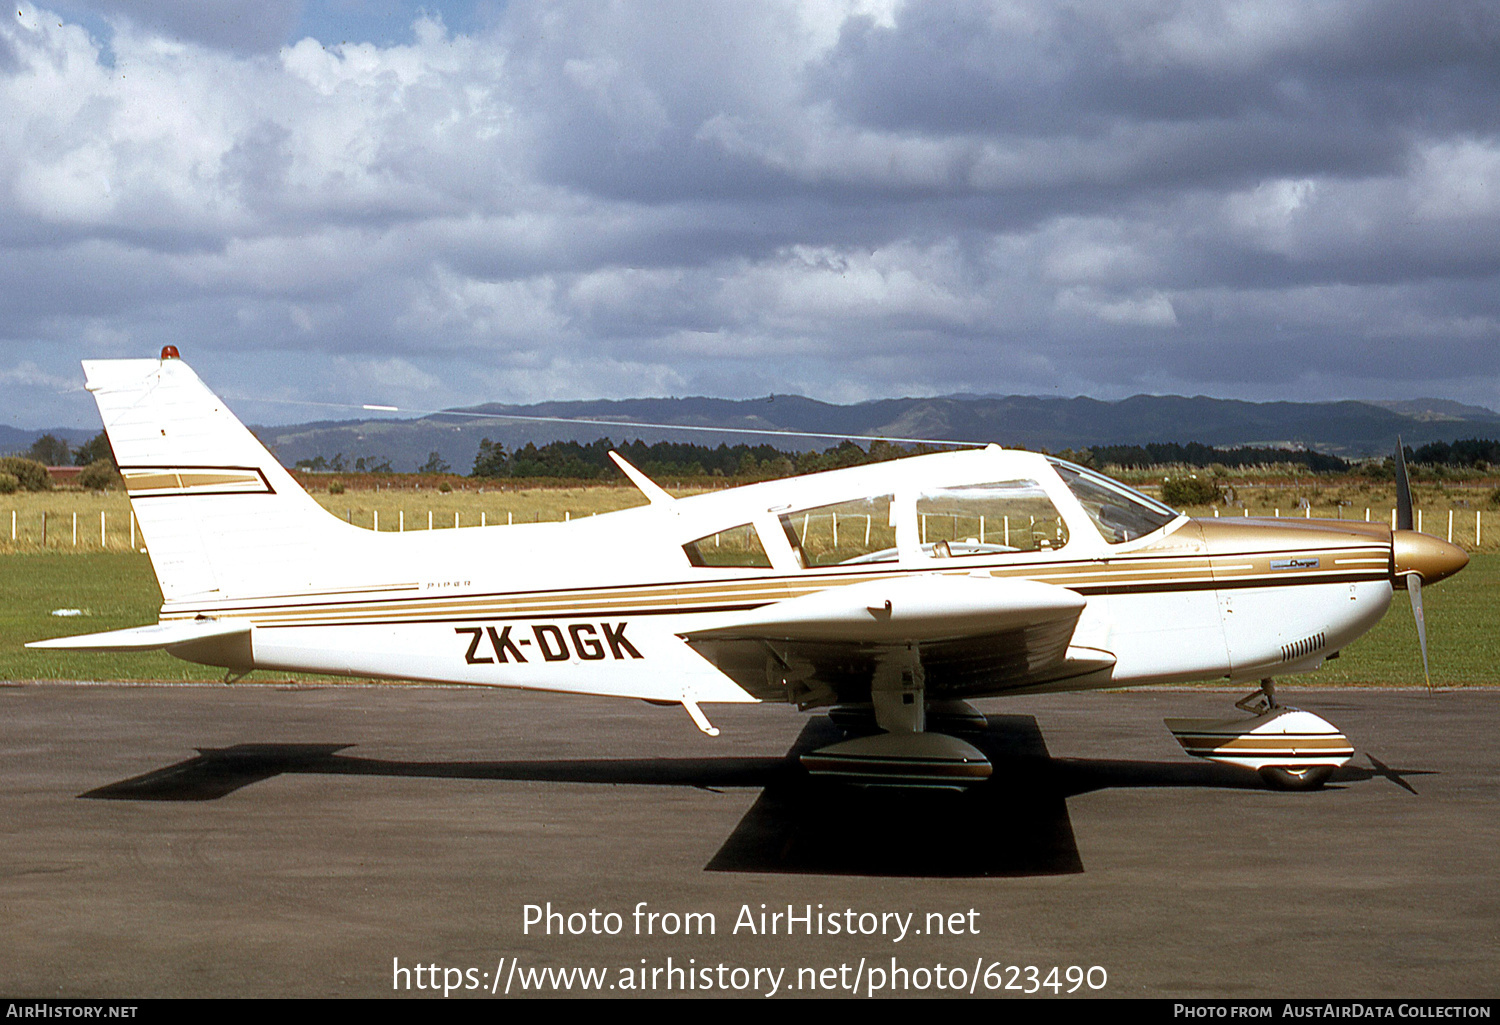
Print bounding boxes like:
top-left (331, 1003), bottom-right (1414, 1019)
top-left (30, 350), bottom-right (1469, 790)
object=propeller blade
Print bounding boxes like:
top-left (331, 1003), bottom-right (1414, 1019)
top-left (1407, 572), bottom-right (1432, 693)
top-left (1395, 436), bottom-right (1414, 532)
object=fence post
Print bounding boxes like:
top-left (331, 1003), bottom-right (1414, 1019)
top-left (101, 511), bottom-right (106, 548)
top-left (10, 510), bottom-right (14, 541)
top-left (41, 512), bottom-right (46, 546)
top-left (72, 512), bottom-right (77, 546)
top-left (400, 511), bottom-right (404, 532)
top-left (454, 512), bottom-right (459, 529)
top-left (1478, 511), bottom-right (1482, 548)
top-left (1417, 509), bottom-right (1423, 533)
top-left (374, 510), bottom-right (379, 531)
top-left (428, 511), bottom-right (433, 530)
top-left (1448, 509), bottom-right (1453, 543)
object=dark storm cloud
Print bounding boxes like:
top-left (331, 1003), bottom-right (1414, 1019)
top-left (815, 1), bottom-right (1500, 137)
top-left (0, 0), bottom-right (1497, 428)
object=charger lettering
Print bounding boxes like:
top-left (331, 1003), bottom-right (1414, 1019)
top-left (456, 623), bottom-right (642, 664)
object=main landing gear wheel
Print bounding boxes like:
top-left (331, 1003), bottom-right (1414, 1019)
top-left (1258, 765), bottom-right (1334, 791)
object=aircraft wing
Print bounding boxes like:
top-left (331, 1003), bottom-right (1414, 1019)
top-left (680, 574), bottom-right (1115, 707)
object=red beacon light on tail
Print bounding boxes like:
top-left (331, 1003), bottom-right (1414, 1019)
top-left (160, 346), bottom-right (180, 360)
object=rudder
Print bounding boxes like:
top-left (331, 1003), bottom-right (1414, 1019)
top-left (86, 352), bottom-right (365, 607)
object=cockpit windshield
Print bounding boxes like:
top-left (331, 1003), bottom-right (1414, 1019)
top-left (1049, 459), bottom-right (1179, 544)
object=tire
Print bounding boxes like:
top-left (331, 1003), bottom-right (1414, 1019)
top-left (1258, 765), bottom-right (1334, 791)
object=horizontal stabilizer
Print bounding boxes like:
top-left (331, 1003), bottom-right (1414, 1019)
top-left (28, 619), bottom-right (250, 652)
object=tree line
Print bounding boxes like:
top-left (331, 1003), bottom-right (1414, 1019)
top-left (0, 432), bottom-right (119, 492)
top-left (1408, 438), bottom-right (1500, 468)
top-left (5, 432), bottom-right (114, 468)
top-left (469, 438), bottom-right (925, 480)
top-left (1080, 442), bottom-right (1351, 472)
top-left (31, 428), bottom-right (1495, 487)
top-left (284, 435), bottom-right (1500, 481)
top-left (1078, 439), bottom-right (1500, 473)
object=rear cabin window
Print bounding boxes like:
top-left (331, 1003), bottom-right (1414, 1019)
top-left (779, 495), bottom-right (896, 567)
top-left (683, 523), bottom-right (773, 568)
top-left (916, 480), bottom-right (1069, 556)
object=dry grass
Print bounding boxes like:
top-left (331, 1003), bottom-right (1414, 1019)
top-left (2, 476), bottom-right (1496, 552)
top-left (0, 482), bottom-right (712, 551)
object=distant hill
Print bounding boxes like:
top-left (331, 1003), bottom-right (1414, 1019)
top-left (9, 396), bottom-right (1498, 472)
top-left (1364, 399), bottom-right (1500, 422)
top-left (241, 393), bottom-right (1500, 473)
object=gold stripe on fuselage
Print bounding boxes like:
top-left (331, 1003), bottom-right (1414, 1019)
top-left (158, 528), bottom-right (1393, 630)
top-left (1173, 735), bottom-right (1355, 753)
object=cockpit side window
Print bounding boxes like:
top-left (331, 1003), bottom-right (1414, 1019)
top-left (779, 495), bottom-right (896, 567)
top-left (1050, 459), bottom-right (1178, 544)
top-left (683, 523), bottom-right (773, 568)
top-left (916, 480), bottom-right (1068, 556)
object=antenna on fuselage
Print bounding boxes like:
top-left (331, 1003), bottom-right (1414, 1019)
top-left (608, 451), bottom-right (675, 506)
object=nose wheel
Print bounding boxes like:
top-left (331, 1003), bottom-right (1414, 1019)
top-left (1257, 764), bottom-right (1335, 790)
top-left (1166, 678), bottom-right (1352, 790)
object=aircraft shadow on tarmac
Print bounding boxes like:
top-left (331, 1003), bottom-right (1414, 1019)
top-left (78, 714), bottom-right (1431, 879)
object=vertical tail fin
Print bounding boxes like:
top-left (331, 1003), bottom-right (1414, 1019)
top-left (85, 353), bottom-right (361, 606)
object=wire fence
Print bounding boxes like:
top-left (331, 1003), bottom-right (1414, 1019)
top-left (2, 501), bottom-right (1494, 553)
top-left (3, 509), bottom-right (138, 551)
top-left (1198, 504), bottom-right (1488, 549)
top-left (0, 504), bottom-right (606, 552)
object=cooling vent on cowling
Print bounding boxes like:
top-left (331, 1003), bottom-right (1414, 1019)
top-left (1280, 632), bottom-right (1326, 663)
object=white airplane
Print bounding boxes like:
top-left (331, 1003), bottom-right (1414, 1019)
top-left (30, 350), bottom-right (1469, 790)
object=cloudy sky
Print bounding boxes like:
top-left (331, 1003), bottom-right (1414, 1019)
top-left (2, 0), bottom-right (1498, 429)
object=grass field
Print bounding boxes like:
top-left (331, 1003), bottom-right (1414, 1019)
top-left (3, 543), bottom-right (1495, 686)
